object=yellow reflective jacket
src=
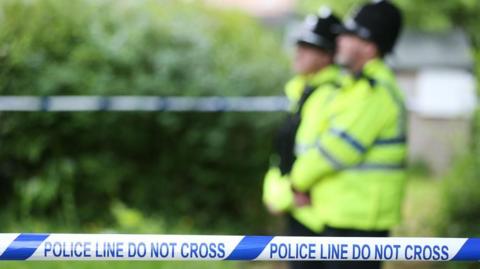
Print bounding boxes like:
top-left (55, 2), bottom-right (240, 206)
top-left (290, 59), bottom-right (407, 231)
top-left (263, 65), bottom-right (342, 216)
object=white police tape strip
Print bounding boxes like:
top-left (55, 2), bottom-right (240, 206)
top-left (0, 234), bottom-right (478, 261)
top-left (0, 96), bottom-right (290, 112)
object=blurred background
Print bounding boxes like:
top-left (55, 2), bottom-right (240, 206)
top-left (0, 0), bottom-right (479, 268)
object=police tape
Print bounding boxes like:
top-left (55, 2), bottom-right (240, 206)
top-left (0, 96), bottom-right (290, 112)
top-left (0, 234), bottom-right (478, 261)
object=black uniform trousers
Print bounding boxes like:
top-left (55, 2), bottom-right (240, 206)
top-left (288, 216), bottom-right (389, 269)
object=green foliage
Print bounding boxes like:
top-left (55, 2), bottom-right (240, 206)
top-left (436, 107), bottom-right (480, 269)
top-left (296, 0), bottom-right (356, 17)
top-left (440, 109), bottom-right (480, 239)
top-left (0, 0), bottom-right (290, 233)
top-left (440, 155), bottom-right (480, 238)
top-left (438, 155), bottom-right (480, 268)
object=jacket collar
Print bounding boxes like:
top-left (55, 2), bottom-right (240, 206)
top-left (285, 64), bottom-right (341, 101)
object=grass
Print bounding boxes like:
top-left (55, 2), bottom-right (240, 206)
top-left (385, 175), bottom-right (443, 269)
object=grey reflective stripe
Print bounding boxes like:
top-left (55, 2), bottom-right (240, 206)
top-left (294, 143), bottom-right (314, 156)
top-left (351, 163), bottom-right (406, 171)
top-left (330, 128), bottom-right (367, 154)
top-left (315, 138), bottom-right (405, 171)
top-left (374, 136), bottom-right (407, 145)
top-left (316, 141), bottom-right (343, 169)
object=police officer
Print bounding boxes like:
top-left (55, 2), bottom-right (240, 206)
top-left (263, 7), bottom-right (343, 269)
top-left (290, 1), bottom-right (406, 269)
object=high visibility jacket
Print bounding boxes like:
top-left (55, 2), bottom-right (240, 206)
top-left (290, 59), bottom-right (407, 231)
top-left (263, 65), bottom-right (342, 217)
top-left (276, 65), bottom-right (342, 175)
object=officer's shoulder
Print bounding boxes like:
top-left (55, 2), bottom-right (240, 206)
top-left (363, 73), bottom-right (398, 93)
top-left (361, 60), bottom-right (397, 89)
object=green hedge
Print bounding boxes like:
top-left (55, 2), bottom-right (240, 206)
top-left (438, 53), bottom-right (480, 269)
top-left (0, 0), bottom-right (290, 232)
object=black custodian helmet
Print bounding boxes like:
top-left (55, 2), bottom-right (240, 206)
top-left (296, 7), bottom-right (342, 53)
top-left (342, 0), bottom-right (403, 55)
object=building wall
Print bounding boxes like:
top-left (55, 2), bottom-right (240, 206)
top-left (408, 114), bottom-right (471, 176)
top-left (397, 70), bottom-right (474, 176)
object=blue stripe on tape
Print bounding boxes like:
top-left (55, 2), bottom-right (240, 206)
top-left (215, 98), bottom-right (228, 111)
top-left (155, 98), bottom-right (167, 111)
top-left (0, 233), bottom-right (49, 260)
top-left (40, 97), bottom-right (50, 111)
top-left (99, 97), bottom-right (111, 111)
top-left (453, 238), bottom-right (480, 261)
top-left (225, 236), bottom-right (273, 260)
